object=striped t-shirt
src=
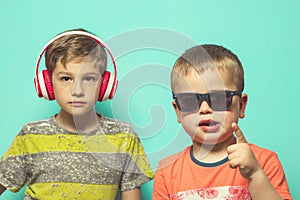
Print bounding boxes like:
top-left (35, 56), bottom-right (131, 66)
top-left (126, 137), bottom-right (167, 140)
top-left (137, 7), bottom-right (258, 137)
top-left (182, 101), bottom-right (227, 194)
top-left (0, 115), bottom-right (154, 200)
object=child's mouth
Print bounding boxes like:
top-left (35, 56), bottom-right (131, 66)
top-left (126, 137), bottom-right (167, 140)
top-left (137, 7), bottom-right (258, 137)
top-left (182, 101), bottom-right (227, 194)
top-left (198, 120), bottom-right (220, 132)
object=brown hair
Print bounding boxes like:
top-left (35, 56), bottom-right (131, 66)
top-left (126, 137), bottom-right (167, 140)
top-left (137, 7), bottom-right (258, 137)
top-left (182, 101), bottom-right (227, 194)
top-left (171, 44), bottom-right (244, 92)
top-left (45, 28), bottom-right (107, 76)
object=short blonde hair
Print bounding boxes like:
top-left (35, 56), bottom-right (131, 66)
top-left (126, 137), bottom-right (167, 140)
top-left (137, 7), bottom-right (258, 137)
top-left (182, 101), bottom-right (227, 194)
top-left (171, 44), bottom-right (244, 92)
top-left (45, 29), bottom-right (107, 76)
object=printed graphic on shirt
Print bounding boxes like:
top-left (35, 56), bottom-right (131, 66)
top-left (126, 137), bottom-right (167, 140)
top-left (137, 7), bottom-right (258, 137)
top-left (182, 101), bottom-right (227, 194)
top-left (170, 186), bottom-right (251, 200)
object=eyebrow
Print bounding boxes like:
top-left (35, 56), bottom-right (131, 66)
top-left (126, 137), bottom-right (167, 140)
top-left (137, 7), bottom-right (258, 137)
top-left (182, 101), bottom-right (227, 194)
top-left (55, 71), bottom-right (100, 77)
top-left (55, 71), bottom-right (72, 76)
top-left (83, 72), bottom-right (100, 76)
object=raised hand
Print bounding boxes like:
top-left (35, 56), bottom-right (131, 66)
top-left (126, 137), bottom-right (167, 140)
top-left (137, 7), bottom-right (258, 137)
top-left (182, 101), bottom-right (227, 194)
top-left (227, 122), bottom-right (261, 180)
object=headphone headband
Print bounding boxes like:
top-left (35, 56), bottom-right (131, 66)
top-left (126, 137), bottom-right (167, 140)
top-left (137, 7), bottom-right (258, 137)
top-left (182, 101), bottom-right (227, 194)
top-left (34, 30), bottom-right (118, 101)
top-left (35, 30), bottom-right (117, 89)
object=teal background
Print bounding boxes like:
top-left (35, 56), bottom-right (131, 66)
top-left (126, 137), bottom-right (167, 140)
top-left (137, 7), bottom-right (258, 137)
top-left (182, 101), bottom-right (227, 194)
top-left (0, 0), bottom-right (299, 199)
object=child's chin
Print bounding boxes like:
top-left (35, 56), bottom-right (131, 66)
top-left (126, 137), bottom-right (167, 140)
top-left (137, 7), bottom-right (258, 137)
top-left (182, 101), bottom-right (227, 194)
top-left (191, 135), bottom-right (219, 145)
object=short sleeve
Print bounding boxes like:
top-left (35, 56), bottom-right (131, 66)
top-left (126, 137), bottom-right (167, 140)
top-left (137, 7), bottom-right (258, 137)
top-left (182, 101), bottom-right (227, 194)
top-left (120, 132), bottom-right (154, 191)
top-left (0, 127), bottom-right (30, 192)
top-left (262, 153), bottom-right (293, 200)
top-left (152, 161), bottom-right (170, 200)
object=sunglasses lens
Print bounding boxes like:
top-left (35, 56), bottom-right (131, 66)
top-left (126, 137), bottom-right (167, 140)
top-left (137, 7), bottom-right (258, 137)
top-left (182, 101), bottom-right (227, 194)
top-left (176, 93), bottom-right (199, 112)
top-left (210, 92), bottom-right (231, 111)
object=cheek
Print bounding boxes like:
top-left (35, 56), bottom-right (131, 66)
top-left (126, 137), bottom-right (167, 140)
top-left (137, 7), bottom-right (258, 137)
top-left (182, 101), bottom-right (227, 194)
top-left (53, 84), bottom-right (68, 97)
top-left (181, 113), bottom-right (199, 137)
top-left (218, 111), bottom-right (239, 130)
top-left (85, 86), bottom-right (98, 94)
top-left (214, 112), bottom-right (229, 126)
top-left (93, 85), bottom-right (101, 99)
top-left (82, 83), bottom-right (101, 97)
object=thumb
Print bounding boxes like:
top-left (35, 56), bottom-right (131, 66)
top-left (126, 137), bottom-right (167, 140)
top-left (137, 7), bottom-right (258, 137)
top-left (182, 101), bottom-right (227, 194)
top-left (232, 122), bottom-right (247, 144)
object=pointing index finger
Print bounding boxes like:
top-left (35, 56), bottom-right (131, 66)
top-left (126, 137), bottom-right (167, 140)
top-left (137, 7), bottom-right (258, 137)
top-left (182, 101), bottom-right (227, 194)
top-left (232, 122), bottom-right (247, 144)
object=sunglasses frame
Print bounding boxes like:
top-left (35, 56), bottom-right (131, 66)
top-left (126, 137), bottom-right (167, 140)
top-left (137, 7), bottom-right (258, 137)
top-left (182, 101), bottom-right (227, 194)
top-left (172, 90), bottom-right (242, 112)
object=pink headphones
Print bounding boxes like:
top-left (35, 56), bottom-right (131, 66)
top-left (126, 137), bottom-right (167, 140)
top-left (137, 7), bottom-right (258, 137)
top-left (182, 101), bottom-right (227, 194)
top-left (34, 30), bottom-right (118, 102)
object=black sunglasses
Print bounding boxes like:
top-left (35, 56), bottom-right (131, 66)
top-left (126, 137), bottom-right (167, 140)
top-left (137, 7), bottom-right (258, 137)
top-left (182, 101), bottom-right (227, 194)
top-left (173, 90), bottom-right (242, 112)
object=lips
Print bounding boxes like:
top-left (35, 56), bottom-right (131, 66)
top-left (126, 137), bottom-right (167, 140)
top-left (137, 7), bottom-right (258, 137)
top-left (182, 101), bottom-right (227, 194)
top-left (198, 119), bottom-right (220, 132)
top-left (69, 101), bottom-right (86, 107)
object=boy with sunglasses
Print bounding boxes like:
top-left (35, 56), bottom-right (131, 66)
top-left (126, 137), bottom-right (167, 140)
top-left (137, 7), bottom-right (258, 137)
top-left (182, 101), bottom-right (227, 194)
top-left (152, 45), bottom-right (292, 199)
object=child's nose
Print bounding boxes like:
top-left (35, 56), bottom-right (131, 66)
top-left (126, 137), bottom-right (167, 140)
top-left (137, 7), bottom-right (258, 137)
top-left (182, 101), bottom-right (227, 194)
top-left (198, 100), bottom-right (213, 114)
top-left (72, 80), bottom-right (84, 97)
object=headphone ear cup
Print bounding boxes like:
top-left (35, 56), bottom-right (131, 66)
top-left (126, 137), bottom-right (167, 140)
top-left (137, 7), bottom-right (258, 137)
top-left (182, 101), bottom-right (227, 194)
top-left (98, 71), bottom-right (118, 102)
top-left (35, 70), bottom-right (55, 100)
top-left (42, 70), bottom-right (55, 100)
top-left (98, 71), bottom-right (111, 102)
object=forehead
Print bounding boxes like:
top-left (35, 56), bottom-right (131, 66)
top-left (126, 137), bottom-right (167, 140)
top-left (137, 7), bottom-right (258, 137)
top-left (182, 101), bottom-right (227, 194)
top-left (173, 68), bottom-right (237, 93)
top-left (54, 60), bottom-right (101, 74)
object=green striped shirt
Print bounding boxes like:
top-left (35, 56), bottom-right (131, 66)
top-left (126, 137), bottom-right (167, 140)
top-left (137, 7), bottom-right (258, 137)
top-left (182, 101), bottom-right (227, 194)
top-left (0, 116), bottom-right (154, 200)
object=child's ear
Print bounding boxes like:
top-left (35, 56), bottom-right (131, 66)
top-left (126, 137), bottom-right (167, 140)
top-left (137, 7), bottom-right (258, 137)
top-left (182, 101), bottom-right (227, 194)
top-left (172, 101), bottom-right (182, 123)
top-left (239, 94), bottom-right (248, 118)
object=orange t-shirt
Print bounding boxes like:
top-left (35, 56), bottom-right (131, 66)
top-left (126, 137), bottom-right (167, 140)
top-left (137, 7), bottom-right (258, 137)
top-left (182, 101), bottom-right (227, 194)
top-left (153, 144), bottom-right (292, 200)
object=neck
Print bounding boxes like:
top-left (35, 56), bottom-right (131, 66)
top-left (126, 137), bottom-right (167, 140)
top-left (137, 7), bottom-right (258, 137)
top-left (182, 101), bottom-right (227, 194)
top-left (192, 135), bottom-right (236, 163)
top-left (55, 109), bottom-right (100, 133)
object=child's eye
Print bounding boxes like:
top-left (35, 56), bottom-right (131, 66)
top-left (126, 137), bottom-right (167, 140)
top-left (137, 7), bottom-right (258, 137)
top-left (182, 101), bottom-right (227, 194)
top-left (61, 76), bottom-right (72, 81)
top-left (84, 76), bottom-right (97, 81)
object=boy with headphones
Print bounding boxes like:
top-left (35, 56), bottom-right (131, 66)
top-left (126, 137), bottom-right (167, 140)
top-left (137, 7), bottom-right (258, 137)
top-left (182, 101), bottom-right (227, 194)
top-left (0, 29), bottom-right (154, 199)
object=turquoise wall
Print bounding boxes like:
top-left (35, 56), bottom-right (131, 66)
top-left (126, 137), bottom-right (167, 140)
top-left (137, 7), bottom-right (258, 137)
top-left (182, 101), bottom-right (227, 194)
top-left (0, 0), bottom-right (299, 199)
